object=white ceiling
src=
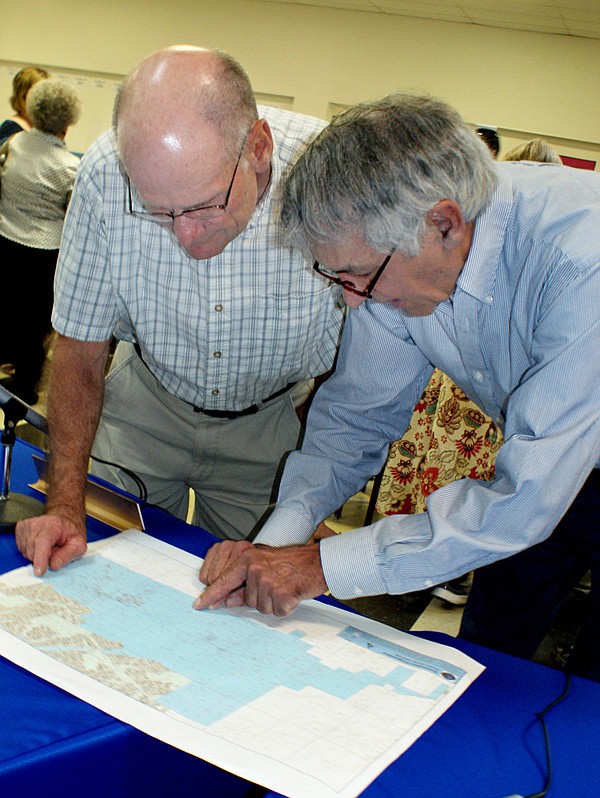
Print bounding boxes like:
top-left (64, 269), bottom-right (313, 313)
top-left (253, 0), bottom-right (600, 40)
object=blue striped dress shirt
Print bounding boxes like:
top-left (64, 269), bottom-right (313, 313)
top-left (255, 162), bottom-right (600, 599)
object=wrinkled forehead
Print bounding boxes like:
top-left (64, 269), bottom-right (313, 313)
top-left (120, 119), bottom-right (229, 207)
top-left (118, 109), bottom-right (224, 171)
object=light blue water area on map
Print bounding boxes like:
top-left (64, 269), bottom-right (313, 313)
top-left (41, 555), bottom-right (462, 725)
top-left (340, 628), bottom-right (465, 701)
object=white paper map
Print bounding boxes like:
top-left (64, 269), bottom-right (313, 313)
top-left (0, 530), bottom-right (483, 798)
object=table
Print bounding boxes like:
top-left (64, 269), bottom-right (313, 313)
top-left (2, 439), bottom-right (600, 798)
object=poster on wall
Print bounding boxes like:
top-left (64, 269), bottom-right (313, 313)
top-left (560, 155), bottom-right (596, 170)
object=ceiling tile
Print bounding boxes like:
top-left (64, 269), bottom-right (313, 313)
top-left (251, 0), bottom-right (600, 38)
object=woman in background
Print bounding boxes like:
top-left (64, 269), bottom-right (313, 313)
top-left (0, 66), bottom-right (49, 145)
top-left (503, 138), bottom-right (562, 164)
top-left (0, 78), bottom-right (81, 405)
top-left (475, 126), bottom-right (500, 159)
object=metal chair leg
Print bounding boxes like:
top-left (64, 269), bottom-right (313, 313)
top-left (364, 465), bottom-right (385, 526)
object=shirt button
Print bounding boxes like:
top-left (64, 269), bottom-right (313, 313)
top-left (213, 351), bottom-right (222, 358)
top-left (352, 587), bottom-right (364, 597)
top-left (473, 370), bottom-right (484, 382)
top-left (485, 294), bottom-right (493, 304)
top-left (214, 304), bottom-right (223, 312)
top-left (211, 389), bottom-right (219, 396)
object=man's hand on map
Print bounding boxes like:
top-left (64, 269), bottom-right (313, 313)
top-left (195, 542), bottom-right (328, 616)
top-left (199, 539), bottom-right (254, 588)
top-left (15, 513), bottom-right (87, 576)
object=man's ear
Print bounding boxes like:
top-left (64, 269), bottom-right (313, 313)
top-left (427, 200), bottom-right (467, 250)
top-left (247, 119), bottom-right (273, 175)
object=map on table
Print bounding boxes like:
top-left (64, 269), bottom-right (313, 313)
top-left (0, 530), bottom-right (483, 798)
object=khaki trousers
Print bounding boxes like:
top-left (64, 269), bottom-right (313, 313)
top-left (91, 342), bottom-right (302, 541)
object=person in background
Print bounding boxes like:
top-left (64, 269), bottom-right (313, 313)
top-left (197, 94), bottom-right (600, 681)
top-left (0, 78), bottom-right (81, 405)
top-left (503, 138), bottom-right (562, 164)
top-left (0, 66), bottom-right (49, 145)
top-left (475, 126), bottom-right (500, 159)
top-left (15, 46), bottom-right (343, 575)
top-left (0, 66), bottom-right (51, 376)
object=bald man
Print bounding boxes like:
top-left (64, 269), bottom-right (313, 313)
top-left (16, 46), bottom-right (343, 575)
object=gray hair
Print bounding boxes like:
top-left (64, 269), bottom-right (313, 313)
top-left (190, 49), bottom-right (258, 154)
top-left (26, 78), bottom-right (81, 137)
top-left (113, 47), bottom-right (258, 158)
top-left (281, 93), bottom-right (499, 257)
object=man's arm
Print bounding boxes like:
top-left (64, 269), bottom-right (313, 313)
top-left (16, 334), bottom-right (111, 575)
top-left (253, 302), bottom-right (432, 549)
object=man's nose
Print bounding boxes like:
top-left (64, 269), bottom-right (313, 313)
top-left (342, 287), bottom-right (367, 308)
top-left (171, 215), bottom-right (210, 246)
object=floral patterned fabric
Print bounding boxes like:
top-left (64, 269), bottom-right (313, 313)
top-left (376, 370), bottom-right (503, 515)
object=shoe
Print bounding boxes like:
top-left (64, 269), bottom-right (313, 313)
top-left (431, 576), bottom-right (471, 606)
top-left (574, 570), bottom-right (591, 596)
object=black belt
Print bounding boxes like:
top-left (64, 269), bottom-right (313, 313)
top-left (192, 382), bottom-right (295, 419)
top-left (133, 344), bottom-right (295, 420)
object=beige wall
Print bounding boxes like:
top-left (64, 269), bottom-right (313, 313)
top-left (1, 0), bottom-right (599, 166)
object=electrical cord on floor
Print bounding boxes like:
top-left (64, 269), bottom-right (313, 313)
top-left (501, 671), bottom-right (572, 798)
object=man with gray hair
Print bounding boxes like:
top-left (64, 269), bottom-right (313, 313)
top-left (16, 46), bottom-right (343, 571)
top-left (198, 94), bottom-right (600, 680)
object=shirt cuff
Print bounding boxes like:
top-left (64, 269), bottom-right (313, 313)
top-left (319, 527), bottom-right (387, 599)
top-left (253, 506), bottom-right (315, 547)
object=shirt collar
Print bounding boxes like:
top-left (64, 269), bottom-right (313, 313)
top-left (29, 128), bottom-right (68, 148)
top-left (455, 168), bottom-right (513, 303)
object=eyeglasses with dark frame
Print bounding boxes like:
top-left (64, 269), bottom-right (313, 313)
top-left (313, 248), bottom-right (396, 299)
top-left (126, 137), bottom-right (247, 224)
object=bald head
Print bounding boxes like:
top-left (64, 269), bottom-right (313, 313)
top-left (115, 46), bottom-right (258, 168)
top-left (115, 46), bottom-right (274, 261)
